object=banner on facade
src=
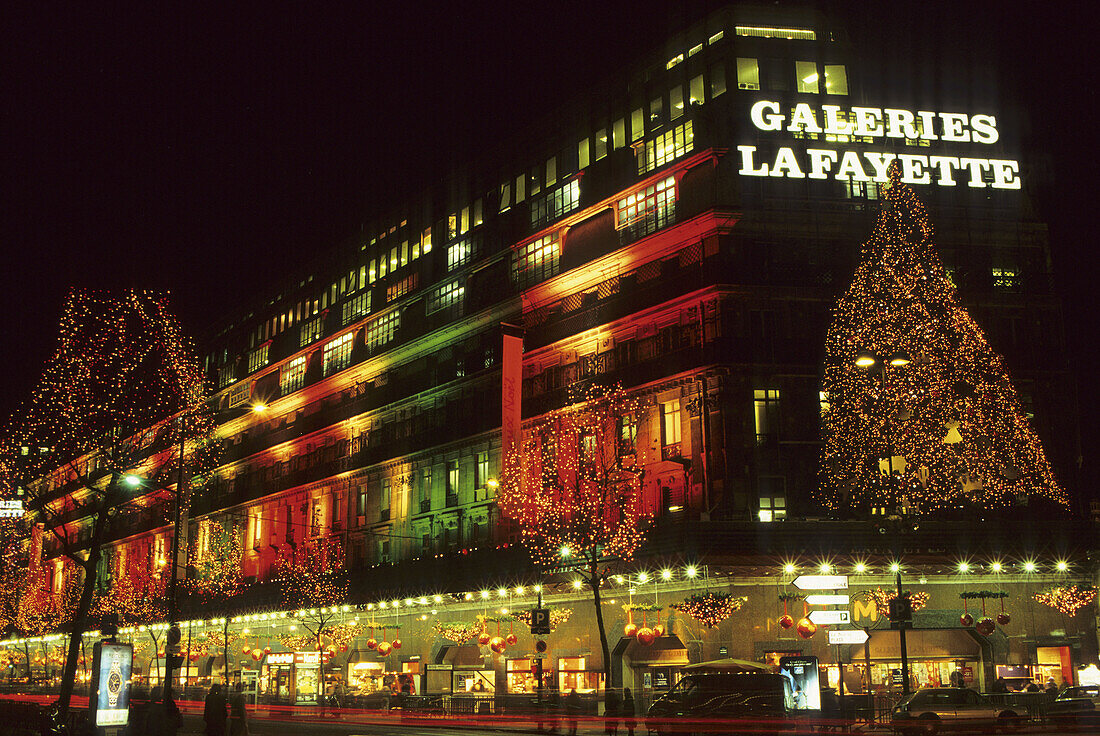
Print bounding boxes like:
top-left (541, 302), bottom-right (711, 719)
top-left (501, 324), bottom-right (524, 464)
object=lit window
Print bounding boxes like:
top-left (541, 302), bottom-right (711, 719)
top-left (689, 75), bottom-right (705, 106)
top-left (247, 344), bottom-right (269, 374)
top-left (661, 400), bottom-right (681, 447)
top-left (819, 390), bottom-right (830, 417)
top-left (708, 30), bottom-right (724, 44)
top-left (365, 311), bottom-right (399, 352)
top-left (666, 53), bottom-right (684, 70)
top-left (688, 43), bottom-right (703, 57)
top-left (380, 477), bottom-right (391, 519)
top-left (616, 176), bottom-right (677, 237)
top-left (226, 381), bottom-right (251, 408)
top-left (824, 65), bottom-right (848, 95)
top-left (736, 58), bottom-right (759, 90)
top-left (422, 226), bottom-right (433, 254)
top-left (618, 413), bottom-right (637, 455)
top-left (280, 356), bottom-right (307, 395)
top-left (218, 364), bottom-right (235, 389)
top-left (578, 138), bottom-right (590, 169)
top-left (594, 129), bottom-right (608, 161)
top-left (754, 389), bottom-right (781, 446)
top-left (386, 273), bottom-right (418, 302)
top-left (499, 181), bottom-right (512, 212)
top-left (612, 118), bottom-right (626, 149)
top-left (446, 460), bottom-right (459, 499)
top-left (447, 239), bottom-right (473, 271)
top-left (427, 279), bottom-right (464, 314)
top-left (649, 97), bottom-right (663, 126)
top-left (300, 316), bottom-right (323, 347)
top-left (545, 157), bottom-right (557, 187)
top-left (843, 178), bottom-right (880, 201)
top-left (631, 108), bottom-right (644, 141)
top-left (342, 292), bottom-right (371, 325)
top-left (992, 267), bottom-right (1020, 289)
top-left (670, 86), bottom-right (684, 120)
top-left (796, 61), bottom-right (819, 94)
top-left (530, 179), bottom-right (580, 229)
top-left (735, 25), bottom-right (816, 41)
top-left (758, 477), bottom-right (787, 521)
top-left (476, 451), bottom-right (489, 489)
top-left (638, 122), bottom-right (693, 175)
top-left (513, 233), bottom-right (560, 288)
top-left (322, 332), bottom-right (355, 377)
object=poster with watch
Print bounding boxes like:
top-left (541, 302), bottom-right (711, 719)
top-left (90, 641), bottom-right (133, 727)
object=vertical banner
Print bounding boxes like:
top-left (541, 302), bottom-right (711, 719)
top-left (501, 324), bottom-right (525, 465)
top-left (90, 641), bottom-right (133, 728)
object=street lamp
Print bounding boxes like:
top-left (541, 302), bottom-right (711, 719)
top-left (856, 350), bottom-right (916, 696)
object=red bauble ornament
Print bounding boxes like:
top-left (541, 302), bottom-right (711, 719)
top-left (796, 618), bottom-right (817, 639)
top-left (653, 624), bottom-right (666, 637)
top-left (253, 652), bottom-right (261, 661)
top-left (490, 636), bottom-right (506, 654)
top-left (959, 613), bottom-right (974, 627)
top-left (264, 647), bottom-right (272, 654)
top-left (366, 638), bottom-right (378, 650)
top-left (623, 623), bottom-right (638, 638)
top-left (636, 628), bottom-right (656, 646)
top-left (506, 633), bottom-right (518, 646)
top-left (996, 612), bottom-right (1011, 626)
top-left (478, 632), bottom-right (492, 646)
top-left (779, 614), bottom-right (795, 629)
top-left (241, 647), bottom-right (251, 655)
top-left (975, 617), bottom-right (995, 637)
top-left (392, 639), bottom-right (402, 650)
top-left (190, 654), bottom-right (200, 662)
top-left (376, 641), bottom-right (392, 656)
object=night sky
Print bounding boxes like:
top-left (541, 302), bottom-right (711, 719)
top-left (3, 2), bottom-right (1095, 474)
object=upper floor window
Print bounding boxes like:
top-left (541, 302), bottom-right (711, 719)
top-left (992, 267), bottom-right (1020, 290)
top-left (300, 317), bottom-right (323, 348)
top-left (226, 380), bottom-right (251, 408)
top-left (447, 239), bottom-right (474, 271)
top-left (736, 58), bottom-right (760, 90)
top-left (754, 388), bottom-right (781, 446)
top-left (427, 279), bottom-right (464, 315)
top-left (280, 356), bottom-right (307, 395)
top-left (366, 310), bottom-right (399, 352)
top-left (661, 400), bottom-right (682, 447)
top-left (795, 61), bottom-right (819, 94)
top-left (530, 179), bottom-right (580, 229)
top-left (342, 292), bottom-right (371, 325)
top-left (247, 344), bottom-right (269, 374)
top-left (618, 413), bottom-right (637, 455)
top-left (446, 460), bottom-right (460, 502)
top-left (735, 25), bottom-right (816, 41)
top-left (616, 176), bottom-right (677, 237)
top-left (217, 364), bottom-right (235, 389)
top-left (387, 273), bottom-right (418, 303)
top-left (637, 122), bottom-right (694, 175)
top-left (513, 233), bottom-right (560, 289)
top-left (380, 477), bottom-right (391, 521)
top-left (824, 64), bottom-right (848, 95)
top-left (758, 476), bottom-right (787, 522)
top-left (322, 332), bottom-right (354, 377)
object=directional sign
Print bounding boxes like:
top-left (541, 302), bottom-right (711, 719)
top-left (828, 629), bottom-right (870, 645)
top-left (793, 575), bottom-right (849, 590)
top-left (809, 610), bottom-right (851, 625)
top-left (805, 594), bottom-right (850, 606)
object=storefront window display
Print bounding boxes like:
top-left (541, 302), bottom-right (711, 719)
top-left (454, 669), bottom-right (495, 693)
top-left (507, 658), bottom-right (541, 693)
top-left (348, 661), bottom-right (386, 695)
top-left (558, 657), bottom-right (602, 694)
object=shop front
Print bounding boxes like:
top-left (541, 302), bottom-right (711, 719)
top-left (259, 651), bottom-right (322, 705)
top-left (856, 629), bottom-right (986, 693)
top-left (613, 634), bottom-right (688, 711)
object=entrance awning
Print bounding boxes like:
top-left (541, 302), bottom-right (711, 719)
top-left (682, 658), bottom-right (770, 672)
top-left (868, 629), bottom-right (983, 660)
top-left (623, 635), bottom-right (690, 666)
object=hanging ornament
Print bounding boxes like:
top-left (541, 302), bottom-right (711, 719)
top-left (367, 638), bottom-right (378, 650)
top-left (997, 596), bottom-right (1011, 626)
top-left (392, 639), bottom-right (401, 650)
top-left (637, 628), bottom-right (656, 646)
top-left (252, 651), bottom-right (261, 661)
top-left (490, 636), bottom-right (506, 654)
top-left (376, 641), bottom-right (392, 656)
top-left (624, 607), bottom-right (638, 638)
top-left (975, 617), bottom-right (995, 637)
top-left (960, 613), bottom-right (974, 627)
top-left (1034, 585), bottom-right (1098, 616)
top-left (478, 631), bottom-right (492, 646)
top-left (506, 633), bottom-right (518, 646)
top-left (796, 618), bottom-right (817, 639)
top-left (241, 647), bottom-right (251, 655)
top-left (779, 614), bottom-right (795, 629)
top-left (264, 647), bottom-right (272, 654)
top-left (653, 609), bottom-right (665, 638)
top-left (671, 592), bottom-right (746, 628)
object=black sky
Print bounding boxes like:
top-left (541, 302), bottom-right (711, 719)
top-left (3, 1), bottom-right (1096, 464)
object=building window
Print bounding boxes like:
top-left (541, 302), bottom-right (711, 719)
top-left (670, 85), bottom-right (684, 120)
top-left (247, 344), bottom-right (269, 374)
top-left (754, 388), bottom-right (781, 446)
top-left (300, 316), bottom-right (323, 347)
top-left (446, 460), bottom-right (459, 506)
top-left (992, 267), bottom-right (1020, 289)
top-left (637, 122), bottom-right (694, 175)
top-left (366, 311), bottom-right (399, 352)
top-left (475, 451), bottom-right (489, 489)
top-left (427, 279), bottom-right (464, 314)
top-left (322, 332), bottom-right (355, 377)
top-left (844, 178), bottom-right (880, 200)
top-left (758, 476), bottom-right (787, 522)
top-left (689, 75), bottom-right (705, 106)
top-left (710, 63), bottom-right (727, 97)
top-left (217, 364), bottom-right (235, 389)
top-left (447, 239), bottom-right (474, 271)
top-left (513, 233), bottom-right (560, 288)
top-left (796, 61), bottom-right (819, 94)
top-left (736, 58), bottom-right (760, 90)
top-left (735, 25), bottom-right (816, 41)
top-left (824, 64), bottom-right (848, 95)
top-left (380, 478), bottom-right (391, 521)
top-left (618, 413), bottom-right (637, 455)
top-left (387, 273), bottom-right (418, 303)
top-left (226, 381), bottom-right (251, 408)
top-left (616, 176), bottom-right (677, 237)
top-left (280, 356), bottom-right (307, 395)
top-left (418, 467), bottom-right (432, 513)
top-left (661, 400), bottom-right (681, 458)
top-left (819, 390), bottom-right (830, 417)
top-left (530, 179), bottom-right (580, 229)
top-left (578, 138), bottom-right (590, 170)
top-left (342, 292), bottom-right (371, 325)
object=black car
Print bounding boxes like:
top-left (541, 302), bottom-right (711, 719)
top-left (1047, 685), bottom-right (1100, 728)
top-left (645, 672), bottom-right (794, 735)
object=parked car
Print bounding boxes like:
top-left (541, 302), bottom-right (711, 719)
top-left (1047, 685), bottom-right (1100, 727)
top-left (891, 688), bottom-right (1023, 735)
top-left (646, 672), bottom-right (794, 735)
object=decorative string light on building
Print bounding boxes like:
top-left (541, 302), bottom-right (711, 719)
top-left (869, 587), bottom-right (930, 618)
top-left (514, 607), bottom-right (572, 633)
top-left (671, 592), bottom-right (747, 628)
top-left (1034, 585), bottom-right (1098, 617)
top-left (817, 162), bottom-right (1066, 514)
top-left (433, 621), bottom-right (481, 644)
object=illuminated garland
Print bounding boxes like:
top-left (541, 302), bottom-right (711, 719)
top-left (869, 587), bottom-right (930, 617)
top-left (514, 608), bottom-right (572, 632)
top-left (671, 592), bottom-right (747, 628)
top-left (817, 163), bottom-right (1066, 514)
top-left (1034, 585), bottom-right (1097, 616)
top-left (187, 519), bottom-right (246, 603)
top-left (433, 621), bottom-right (481, 644)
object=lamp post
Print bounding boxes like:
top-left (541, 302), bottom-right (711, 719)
top-left (855, 350), bottom-right (918, 697)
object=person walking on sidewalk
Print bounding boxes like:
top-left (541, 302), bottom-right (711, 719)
top-left (604, 688), bottom-right (620, 736)
top-left (565, 688), bottom-right (582, 736)
top-left (620, 688), bottom-right (636, 736)
top-left (203, 684), bottom-right (228, 736)
top-left (229, 681), bottom-right (249, 736)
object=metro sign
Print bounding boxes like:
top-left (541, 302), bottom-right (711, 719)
top-left (793, 575), bottom-right (849, 590)
top-left (828, 629), bottom-right (870, 646)
top-left (809, 610), bottom-right (851, 625)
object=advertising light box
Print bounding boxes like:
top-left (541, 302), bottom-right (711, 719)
top-left (91, 641), bottom-right (133, 727)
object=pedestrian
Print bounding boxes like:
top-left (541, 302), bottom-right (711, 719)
top-left (565, 688), bottom-right (582, 736)
top-left (203, 684), bottom-right (228, 736)
top-left (992, 677), bottom-right (1008, 693)
top-left (334, 679), bottom-right (346, 708)
top-left (1025, 681), bottom-right (1040, 692)
top-left (604, 688), bottom-right (620, 736)
top-left (621, 687), bottom-right (636, 736)
top-left (1045, 677), bottom-right (1058, 697)
top-left (229, 681), bottom-right (249, 736)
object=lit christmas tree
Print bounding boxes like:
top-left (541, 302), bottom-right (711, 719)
top-left (818, 163), bottom-right (1066, 515)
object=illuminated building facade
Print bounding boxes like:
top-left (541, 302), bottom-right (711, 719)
top-left (22, 4), bottom-right (1092, 698)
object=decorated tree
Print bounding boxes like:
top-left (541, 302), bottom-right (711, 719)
top-left (498, 383), bottom-right (649, 679)
top-left (188, 518), bottom-right (246, 604)
top-left (2, 290), bottom-right (215, 716)
top-left (818, 164), bottom-right (1066, 515)
top-left (94, 551), bottom-right (168, 626)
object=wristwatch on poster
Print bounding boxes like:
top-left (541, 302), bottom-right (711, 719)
top-left (107, 652), bottom-right (123, 707)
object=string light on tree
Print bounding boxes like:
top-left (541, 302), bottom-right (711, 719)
top-left (1034, 585), bottom-right (1097, 617)
top-left (671, 592), bottom-right (747, 628)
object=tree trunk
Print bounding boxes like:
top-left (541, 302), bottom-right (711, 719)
top-left (589, 555), bottom-right (612, 687)
top-left (224, 618), bottom-right (230, 685)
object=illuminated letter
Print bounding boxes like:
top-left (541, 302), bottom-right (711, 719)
top-left (990, 160), bottom-right (1021, 189)
top-left (806, 149), bottom-right (838, 179)
top-left (884, 109), bottom-right (919, 139)
top-left (916, 111), bottom-right (939, 141)
top-left (770, 147), bottom-right (805, 178)
top-left (786, 103), bottom-right (822, 134)
top-left (851, 107), bottom-right (884, 137)
top-left (928, 156), bottom-right (961, 186)
top-left (970, 114), bottom-right (1000, 144)
top-left (862, 153), bottom-right (895, 181)
top-left (898, 154), bottom-right (931, 185)
top-left (822, 105), bottom-right (854, 136)
top-left (958, 158), bottom-right (992, 187)
top-left (835, 150), bottom-right (870, 181)
top-left (750, 100), bottom-right (784, 132)
top-left (852, 599), bottom-right (878, 623)
top-left (737, 146), bottom-right (769, 176)
top-left (940, 112), bottom-right (971, 142)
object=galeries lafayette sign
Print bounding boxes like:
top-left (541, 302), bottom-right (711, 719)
top-left (738, 101), bottom-right (1020, 189)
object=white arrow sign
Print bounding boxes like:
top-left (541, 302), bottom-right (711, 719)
top-left (809, 610), bottom-right (851, 625)
top-left (793, 575), bottom-right (849, 590)
top-left (828, 629), bottom-right (870, 645)
top-left (805, 594), bottom-right (850, 606)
